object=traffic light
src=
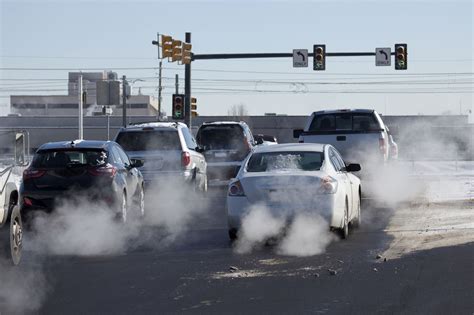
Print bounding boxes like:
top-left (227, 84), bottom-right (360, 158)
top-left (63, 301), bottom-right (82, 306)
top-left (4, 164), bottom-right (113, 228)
top-left (161, 35), bottom-right (173, 58)
top-left (172, 94), bottom-right (185, 120)
top-left (394, 43), bottom-right (407, 70)
top-left (171, 40), bottom-right (182, 62)
top-left (313, 44), bottom-right (326, 71)
top-left (191, 97), bottom-right (198, 117)
top-left (181, 42), bottom-right (192, 65)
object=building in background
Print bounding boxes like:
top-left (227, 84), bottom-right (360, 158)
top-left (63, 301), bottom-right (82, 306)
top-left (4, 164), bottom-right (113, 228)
top-left (10, 71), bottom-right (158, 116)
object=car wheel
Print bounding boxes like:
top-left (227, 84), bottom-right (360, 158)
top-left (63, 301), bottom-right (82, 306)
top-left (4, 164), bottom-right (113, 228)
top-left (352, 195), bottom-right (361, 229)
top-left (339, 201), bottom-right (349, 239)
top-left (228, 229), bottom-right (238, 241)
top-left (117, 191), bottom-right (127, 224)
top-left (1, 205), bottom-right (23, 265)
top-left (202, 175), bottom-right (208, 193)
top-left (135, 186), bottom-right (145, 219)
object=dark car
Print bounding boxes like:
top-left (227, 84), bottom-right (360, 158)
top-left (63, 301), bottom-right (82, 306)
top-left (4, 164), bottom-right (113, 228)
top-left (20, 140), bottom-right (145, 223)
top-left (196, 121), bottom-right (256, 188)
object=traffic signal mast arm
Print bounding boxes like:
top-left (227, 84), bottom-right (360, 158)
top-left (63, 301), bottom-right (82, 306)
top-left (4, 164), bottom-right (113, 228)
top-left (192, 51), bottom-right (396, 60)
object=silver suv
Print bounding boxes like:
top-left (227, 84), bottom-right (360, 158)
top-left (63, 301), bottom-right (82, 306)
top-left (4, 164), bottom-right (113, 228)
top-left (114, 122), bottom-right (207, 192)
top-left (196, 121), bottom-right (256, 188)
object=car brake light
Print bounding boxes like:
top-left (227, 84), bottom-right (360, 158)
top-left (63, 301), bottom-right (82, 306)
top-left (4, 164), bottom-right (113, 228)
top-left (23, 169), bottom-right (46, 180)
top-left (379, 137), bottom-right (387, 156)
top-left (318, 176), bottom-right (338, 194)
top-left (228, 180), bottom-right (245, 196)
top-left (88, 164), bottom-right (117, 177)
top-left (23, 197), bottom-right (33, 207)
top-left (181, 151), bottom-right (191, 167)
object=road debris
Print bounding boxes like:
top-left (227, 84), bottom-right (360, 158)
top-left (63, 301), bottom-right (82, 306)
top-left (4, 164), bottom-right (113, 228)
top-left (376, 254), bottom-right (383, 259)
top-left (229, 266), bottom-right (239, 272)
top-left (328, 269), bottom-right (337, 276)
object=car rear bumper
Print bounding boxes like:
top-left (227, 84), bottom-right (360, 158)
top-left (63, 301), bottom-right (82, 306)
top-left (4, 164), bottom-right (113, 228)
top-left (141, 170), bottom-right (194, 187)
top-left (20, 187), bottom-right (121, 221)
top-left (227, 193), bottom-right (341, 230)
top-left (207, 162), bottom-right (242, 187)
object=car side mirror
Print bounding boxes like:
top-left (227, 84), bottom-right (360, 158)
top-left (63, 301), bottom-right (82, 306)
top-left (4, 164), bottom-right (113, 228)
top-left (195, 146), bottom-right (205, 153)
top-left (293, 129), bottom-right (303, 139)
top-left (345, 163), bottom-right (361, 172)
top-left (255, 138), bottom-right (264, 145)
top-left (130, 158), bottom-right (144, 168)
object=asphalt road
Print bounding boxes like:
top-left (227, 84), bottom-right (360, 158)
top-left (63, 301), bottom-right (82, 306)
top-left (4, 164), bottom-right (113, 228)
top-left (3, 191), bottom-right (474, 315)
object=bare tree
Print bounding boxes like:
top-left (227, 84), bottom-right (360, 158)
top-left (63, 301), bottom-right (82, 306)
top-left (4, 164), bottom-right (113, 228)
top-left (227, 103), bottom-right (249, 120)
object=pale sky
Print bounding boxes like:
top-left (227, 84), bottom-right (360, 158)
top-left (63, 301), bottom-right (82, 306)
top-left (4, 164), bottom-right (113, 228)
top-left (0, 0), bottom-right (473, 116)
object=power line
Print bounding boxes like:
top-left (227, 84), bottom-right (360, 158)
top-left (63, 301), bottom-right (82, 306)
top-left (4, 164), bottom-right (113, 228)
top-left (1, 66), bottom-right (473, 77)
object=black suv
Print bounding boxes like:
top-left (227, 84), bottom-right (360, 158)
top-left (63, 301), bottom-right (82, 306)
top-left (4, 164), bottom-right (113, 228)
top-left (196, 121), bottom-right (256, 187)
top-left (20, 140), bottom-right (145, 223)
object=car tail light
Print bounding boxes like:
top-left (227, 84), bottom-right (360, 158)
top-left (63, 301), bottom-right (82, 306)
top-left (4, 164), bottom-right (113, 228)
top-left (88, 164), bottom-right (117, 178)
top-left (23, 197), bottom-right (33, 207)
top-left (390, 144), bottom-right (398, 158)
top-left (228, 180), bottom-right (245, 196)
top-left (318, 176), bottom-right (338, 194)
top-left (23, 169), bottom-right (46, 180)
top-left (379, 137), bottom-right (387, 156)
top-left (181, 151), bottom-right (191, 167)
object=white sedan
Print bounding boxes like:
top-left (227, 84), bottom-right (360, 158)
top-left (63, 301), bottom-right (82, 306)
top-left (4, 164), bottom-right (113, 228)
top-left (227, 143), bottom-right (362, 240)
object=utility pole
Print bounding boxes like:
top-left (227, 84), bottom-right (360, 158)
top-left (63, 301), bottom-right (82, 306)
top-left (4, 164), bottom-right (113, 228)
top-left (78, 74), bottom-right (83, 140)
top-left (175, 74), bottom-right (179, 94)
top-left (184, 32), bottom-right (191, 128)
top-left (158, 60), bottom-right (163, 118)
top-left (152, 33), bottom-right (163, 120)
top-left (122, 75), bottom-right (127, 127)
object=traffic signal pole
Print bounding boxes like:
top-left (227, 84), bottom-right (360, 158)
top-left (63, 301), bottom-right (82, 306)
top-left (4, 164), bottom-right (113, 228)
top-left (184, 32), bottom-right (192, 128)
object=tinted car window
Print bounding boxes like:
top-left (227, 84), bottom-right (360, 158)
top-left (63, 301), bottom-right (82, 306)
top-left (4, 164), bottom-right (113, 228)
top-left (197, 125), bottom-right (246, 150)
top-left (116, 130), bottom-right (181, 151)
top-left (247, 151), bottom-right (324, 172)
top-left (182, 127), bottom-right (197, 150)
top-left (309, 113), bottom-right (380, 132)
top-left (32, 150), bottom-right (107, 168)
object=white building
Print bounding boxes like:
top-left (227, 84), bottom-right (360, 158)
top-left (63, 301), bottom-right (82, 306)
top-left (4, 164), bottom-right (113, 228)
top-left (10, 71), bottom-right (159, 116)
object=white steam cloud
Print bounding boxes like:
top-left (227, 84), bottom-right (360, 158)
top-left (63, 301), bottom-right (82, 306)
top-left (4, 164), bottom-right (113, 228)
top-left (28, 200), bottom-right (138, 256)
top-left (277, 214), bottom-right (336, 257)
top-left (235, 205), bottom-right (335, 257)
top-left (0, 259), bottom-right (49, 314)
top-left (144, 177), bottom-right (211, 246)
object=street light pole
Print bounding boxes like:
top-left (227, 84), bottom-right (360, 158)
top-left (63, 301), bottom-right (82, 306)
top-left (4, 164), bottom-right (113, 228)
top-left (78, 74), bottom-right (83, 140)
top-left (184, 32), bottom-right (191, 128)
top-left (122, 75), bottom-right (127, 127)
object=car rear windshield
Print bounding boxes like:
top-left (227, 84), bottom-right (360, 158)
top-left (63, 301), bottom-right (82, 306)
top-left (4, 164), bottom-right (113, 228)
top-left (32, 149), bottom-right (108, 168)
top-left (115, 130), bottom-right (181, 151)
top-left (308, 113), bottom-right (381, 132)
top-left (247, 151), bottom-right (324, 172)
top-left (196, 125), bottom-right (246, 150)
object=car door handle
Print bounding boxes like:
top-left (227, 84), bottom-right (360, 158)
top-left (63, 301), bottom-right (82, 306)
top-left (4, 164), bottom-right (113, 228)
top-left (336, 136), bottom-right (346, 141)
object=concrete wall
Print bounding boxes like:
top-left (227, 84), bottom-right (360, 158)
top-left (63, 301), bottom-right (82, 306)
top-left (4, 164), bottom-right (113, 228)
top-left (0, 115), bottom-right (472, 159)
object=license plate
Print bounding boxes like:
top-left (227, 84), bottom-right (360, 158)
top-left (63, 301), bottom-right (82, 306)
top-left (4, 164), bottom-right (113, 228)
top-left (215, 152), bottom-right (227, 158)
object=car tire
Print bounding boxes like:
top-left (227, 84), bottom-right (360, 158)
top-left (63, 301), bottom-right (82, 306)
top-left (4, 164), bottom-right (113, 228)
top-left (134, 185), bottom-right (145, 219)
top-left (228, 229), bottom-right (238, 241)
top-left (1, 205), bottom-right (23, 265)
top-left (202, 175), bottom-right (208, 193)
top-left (339, 201), bottom-right (349, 239)
top-left (116, 191), bottom-right (127, 224)
top-left (351, 194), bottom-right (361, 229)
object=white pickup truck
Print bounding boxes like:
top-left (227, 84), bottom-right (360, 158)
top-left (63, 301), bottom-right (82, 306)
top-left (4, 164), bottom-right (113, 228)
top-left (294, 109), bottom-right (390, 172)
top-left (0, 131), bottom-right (28, 265)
